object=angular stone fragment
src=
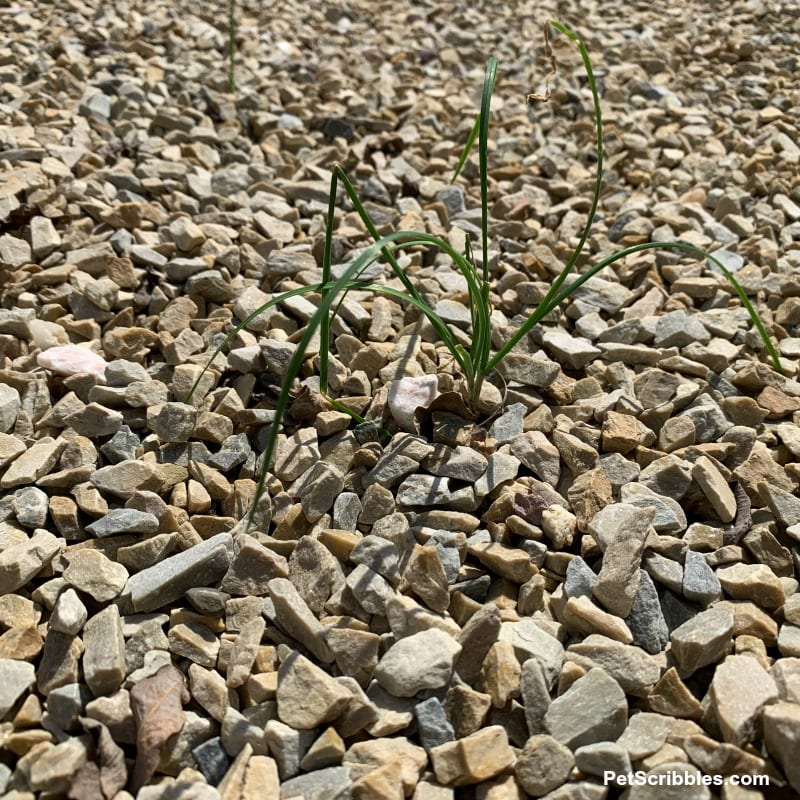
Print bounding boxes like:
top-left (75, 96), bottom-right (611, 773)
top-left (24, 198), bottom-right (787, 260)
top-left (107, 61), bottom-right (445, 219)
top-left (63, 548), bottom-right (128, 602)
top-left (121, 532), bottom-right (233, 613)
top-left (601, 411), bottom-right (655, 454)
top-left (274, 428), bottom-right (320, 483)
top-left (692, 456), bottom-right (736, 522)
top-left (682, 550), bottom-right (721, 606)
top-left (429, 725), bottom-right (515, 786)
top-left (415, 697), bottom-right (455, 752)
top-left (267, 577), bottom-right (333, 663)
top-left (626, 570), bottom-right (669, 654)
top-left (639, 454), bottom-right (693, 500)
top-left (297, 461), bottom-right (345, 522)
top-left (469, 542), bottom-right (536, 584)
top-left (763, 702), bottom-right (800, 793)
top-left (221, 707), bottom-right (269, 758)
top-left (454, 603), bottom-right (501, 687)
top-left (423, 444), bottom-right (486, 483)
top-left (552, 429), bottom-right (598, 476)
top-left (541, 504), bottom-right (576, 549)
top-left (647, 668), bottom-right (702, 720)
top-left (0, 437), bottom-right (64, 489)
top-left (520, 658), bottom-right (550, 737)
top-left (49, 588), bottom-right (87, 635)
top-left (277, 651), bottom-right (352, 729)
top-left (327, 628), bottom-right (380, 688)
top-left (733, 441), bottom-right (796, 503)
top-left (264, 718), bottom-right (316, 780)
top-left (0, 659), bottom-right (36, 718)
top-left (397, 474), bottom-right (455, 506)
top-left (398, 544), bottom-right (450, 613)
top-left (375, 629), bottom-right (461, 698)
top-left (217, 745), bottom-right (274, 798)
top-left (85, 508), bottom-right (159, 538)
top-left (563, 595), bottom-right (633, 643)
top-left (710, 655), bottom-right (778, 745)
top-left (350, 534), bottom-right (401, 585)
top-left (90, 460), bottom-right (163, 499)
top-left (670, 605), bottom-right (734, 676)
top-left (169, 621), bottom-right (219, 668)
top-left (37, 344), bottom-right (107, 383)
top-left (567, 634), bottom-right (662, 697)
top-left (189, 664), bottom-right (236, 723)
top-left (288, 536), bottom-right (346, 617)
top-left (388, 376), bottom-right (438, 432)
top-left (28, 737), bottom-right (88, 793)
top-left (616, 712), bottom-right (673, 759)
top-left (575, 741), bottom-right (632, 781)
top-left (474, 452), bottom-right (520, 498)
top-left (83, 605), bottom-right (126, 696)
top-left (482, 641), bottom-right (521, 708)
top-left (280, 765), bottom-right (352, 800)
top-left (299, 726), bottom-right (346, 771)
top-left (717, 563), bottom-right (785, 609)
top-left (542, 331), bottom-right (601, 370)
top-left (0, 432), bottom-right (26, 470)
top-left (567, 469), bottom-right (613, 532)
top-left (620, 483), bottom-right (686, 534)
top-left (0, 529), bottom-right (62, 594)
top-left (515, 734), bottom-right (574, 796)
top-left (498, 619), bottom-right (564, 688)
top-left (510, 431), bottom-right (561, 486)
top-left (0, 385), bottom-right (20, 434)
top-left (343, 736), bottom-right (427, 794)
top-left (591, 504), bottom-right (652, 617)
top-left (364, 450), bottom-right (419, 490)
top-left (643, 551), bottom-right (683, 594)
top-left (346, 562), bottom-right (396, 615)
top-left (779, 625), bottom-right (800, 657)
top-left (760, 481), bottom-right (800, 529)
top-left (221, 534), bottom-right (289, 596)
top-left (544, 668), bottom-right (627, 750)
top-left (226, 617), bottom-right (266, 689)
top-left (37, 630), bottom-right (84, 694)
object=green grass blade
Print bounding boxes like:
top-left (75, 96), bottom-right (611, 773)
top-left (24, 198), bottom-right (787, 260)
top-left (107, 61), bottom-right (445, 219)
top-left (318, 167), bottom-right (341, 397)
top-left (488, 20), bottom-right (603, 366)
top-left (488, 241), bottom-right (782, 373)
top-left (244, 232), bottom-right (453, 528)
top-left (479, 57), bottom-right (498, 283)
top-left (183, 282), bottom-right (329, 404)
top-left (334, 166), bottom-right (428, 306)
top-left (452, 115), bottom-right (480, 183)
top-left (227, 0), bottom-right (237, 92)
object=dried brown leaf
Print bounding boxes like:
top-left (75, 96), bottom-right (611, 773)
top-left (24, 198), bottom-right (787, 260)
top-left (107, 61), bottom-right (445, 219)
top-left (528, 23), bottom-right (557, 104)
top-left (69, 718), bottom-right (127, 800)
top-left (129, 664), bottom-right (189, 792)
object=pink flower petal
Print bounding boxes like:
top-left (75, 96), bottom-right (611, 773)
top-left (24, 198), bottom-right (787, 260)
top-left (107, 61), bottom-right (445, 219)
top-left (37, 344), bottom-right (108, 383)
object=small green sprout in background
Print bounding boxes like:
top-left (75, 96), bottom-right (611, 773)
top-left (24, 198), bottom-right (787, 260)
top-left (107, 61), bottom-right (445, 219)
top-left (228, 0), bottom-right (237, 92)
top-left (191, 20), bottom-right (782, 530)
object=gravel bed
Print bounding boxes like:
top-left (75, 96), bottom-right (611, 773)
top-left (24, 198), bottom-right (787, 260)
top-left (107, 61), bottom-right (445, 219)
top-left (1, 1), bottom-right (800, 798)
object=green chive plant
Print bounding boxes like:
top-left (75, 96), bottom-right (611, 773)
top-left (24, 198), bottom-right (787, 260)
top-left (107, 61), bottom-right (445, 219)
top-left (191, 20), bottom-right (782, 528)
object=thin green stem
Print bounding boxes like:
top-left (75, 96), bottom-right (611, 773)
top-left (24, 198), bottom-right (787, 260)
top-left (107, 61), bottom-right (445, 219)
top-left (479, 57), bottom-right (498, 283)
top-left (228, 0), bottom-right (237, 92)
top-left (536, 241), bottom-right (783, 372)
top-left (491, 20), bottom-right (603, 365)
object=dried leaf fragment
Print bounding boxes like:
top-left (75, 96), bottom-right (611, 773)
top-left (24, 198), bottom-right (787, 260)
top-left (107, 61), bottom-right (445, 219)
top-left (69, 718), bottom-right (127, 800)
top-left (528, 23), bottom-right (557, 104)
top-left (129, 664), bottom-right (189, 792)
